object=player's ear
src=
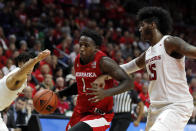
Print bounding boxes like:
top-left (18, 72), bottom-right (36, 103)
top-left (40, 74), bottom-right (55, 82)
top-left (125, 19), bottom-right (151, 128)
top-left (151, 22), bottom-right (157, 29)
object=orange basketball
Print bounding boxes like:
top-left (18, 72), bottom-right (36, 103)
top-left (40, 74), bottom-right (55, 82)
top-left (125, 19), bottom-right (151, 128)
top-left (33, 89), bottom-right (58, 115)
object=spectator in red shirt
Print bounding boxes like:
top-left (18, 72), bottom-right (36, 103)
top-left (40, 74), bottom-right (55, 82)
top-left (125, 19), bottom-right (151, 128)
top-left (134, 73), bottom-right (143, 93)
top-left (57, 97), bottom-right (70, 115)
top-left (139, 82), bottom-right (150, 108)
top-left (189, 78), bottom-right (196, 94)
top-left (33, 64), bottom-right (51, 82)
top-left (54, 36), bottom-right (72, 57)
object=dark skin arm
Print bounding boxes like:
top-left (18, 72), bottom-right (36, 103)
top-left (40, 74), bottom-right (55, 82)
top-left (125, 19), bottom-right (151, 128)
top-left (92, 52), bottom-right (146, 80)
top-left (134, 101), bottom-right (144, 127)
top-left (135, 52), bottom-right (146, 69)
top-left (165, 36), bottom-right (196, 59)
top-left (87, 56), bottom-right (132, 102)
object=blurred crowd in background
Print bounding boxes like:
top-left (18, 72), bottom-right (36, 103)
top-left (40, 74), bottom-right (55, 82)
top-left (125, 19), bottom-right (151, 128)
top-left (0, 0), bottom-right (196, 130)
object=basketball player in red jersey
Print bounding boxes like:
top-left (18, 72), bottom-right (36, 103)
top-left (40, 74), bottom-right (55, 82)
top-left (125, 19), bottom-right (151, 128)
top-left (57, 29), bottom-right (132, 131)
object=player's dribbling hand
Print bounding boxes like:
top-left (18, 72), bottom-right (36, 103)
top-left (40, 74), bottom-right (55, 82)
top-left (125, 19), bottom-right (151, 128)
top-left (36, 49), bottom-right (51, 61)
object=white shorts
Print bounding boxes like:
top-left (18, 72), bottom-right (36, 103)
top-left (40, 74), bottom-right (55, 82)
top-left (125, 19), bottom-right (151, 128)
top-left (0, 68), bottom-right (25, 111)
top-left (0, 114), bottom-right (8, 131)
top-left (146, 101), bottom-right (193, 131)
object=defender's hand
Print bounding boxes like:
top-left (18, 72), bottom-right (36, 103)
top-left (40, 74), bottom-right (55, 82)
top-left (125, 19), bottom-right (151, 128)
top-left (36, 49), bottom-right (51, 61)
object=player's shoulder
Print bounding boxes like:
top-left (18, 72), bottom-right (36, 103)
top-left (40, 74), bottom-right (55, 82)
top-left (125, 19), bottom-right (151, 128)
top-left (164, 35), bottom-right (184, 52)
top-left (96, 50), bottom-right (107, 57)
top-left (75, 54), bottom-right (80, 63)
top-left (164, 35), bottom-right (179, 45)
top-left (94, 50), bottom-right (108, 62)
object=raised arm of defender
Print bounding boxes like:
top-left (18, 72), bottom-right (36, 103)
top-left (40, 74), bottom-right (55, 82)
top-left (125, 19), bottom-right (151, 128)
top-left (121, 52), bottom-right (146, 74)
top-left (6, 50), bottom-right (51, 91)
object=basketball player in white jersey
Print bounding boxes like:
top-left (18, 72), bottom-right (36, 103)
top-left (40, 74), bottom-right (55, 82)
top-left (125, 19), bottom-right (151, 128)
top-left (0, 49), bottom-right (50, 131)
top-left (88, 7), bottom-right (195, 131)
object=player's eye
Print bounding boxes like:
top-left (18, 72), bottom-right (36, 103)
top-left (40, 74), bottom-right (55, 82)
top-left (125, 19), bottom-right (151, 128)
top-left (85, 44), bottom-right (89, 47)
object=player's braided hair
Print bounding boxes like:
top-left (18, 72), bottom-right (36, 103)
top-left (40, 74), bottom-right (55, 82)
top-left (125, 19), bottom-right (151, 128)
top-left (137, 7), bottom-right (173, 35)
top-left (80, 28), bottom-right (102, 46)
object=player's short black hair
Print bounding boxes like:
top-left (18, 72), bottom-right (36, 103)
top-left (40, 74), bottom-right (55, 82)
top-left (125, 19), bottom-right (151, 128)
top-left (137, 7), bottom-right (173, 35)
top-left (15, 52), bottom-right (36, 66)
top-left (80, 28), bottom-right (102, 46)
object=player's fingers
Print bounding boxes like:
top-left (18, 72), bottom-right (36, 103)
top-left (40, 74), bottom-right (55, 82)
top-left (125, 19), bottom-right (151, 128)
top-left (42, 50), bottom-right (51, 55)
top-left (86, 87), bottom-right (98, 91)
top-left (86, 92), bottom-right (96, 95)
top-left (92, 99), bottom-right (100, 103)
top-left (88, 96), bottom-right (98, 101)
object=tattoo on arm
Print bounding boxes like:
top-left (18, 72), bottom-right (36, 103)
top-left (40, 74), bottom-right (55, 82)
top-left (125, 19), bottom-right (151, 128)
top-left (100, 57), bottom-right (129, 81)
top-left (99, 57), bottom-right (133, 96)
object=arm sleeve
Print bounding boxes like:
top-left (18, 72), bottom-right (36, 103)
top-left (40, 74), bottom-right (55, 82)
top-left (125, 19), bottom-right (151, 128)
top-left (120, 59), bottom-right (141, 74)
top-left (57, 82), bottom-right (78, 98)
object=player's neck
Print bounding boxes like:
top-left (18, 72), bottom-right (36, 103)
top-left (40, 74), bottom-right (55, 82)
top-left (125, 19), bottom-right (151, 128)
top-left (150, 29), bottom-right (163, 46)
top-left (80, 50), bottom-right (97, 65)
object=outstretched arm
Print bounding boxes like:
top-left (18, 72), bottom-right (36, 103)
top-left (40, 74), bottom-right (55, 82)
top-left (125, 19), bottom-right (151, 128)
top-left (6, 50), bottom-right (51, 90)
top-left (164, 36), bottom-right (196, 58)
top-left (56, 82), bottom-right (78, 98)
top-left (120, 52), bottom-right (146, 74)
top-left (87, 56), bottom-right (132, 102)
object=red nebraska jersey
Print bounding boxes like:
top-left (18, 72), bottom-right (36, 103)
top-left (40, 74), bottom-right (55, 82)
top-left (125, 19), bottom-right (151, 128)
top-left (74, 50), bottom-right (113, 114)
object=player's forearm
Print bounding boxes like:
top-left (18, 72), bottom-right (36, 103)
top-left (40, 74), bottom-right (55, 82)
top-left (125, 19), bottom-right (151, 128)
top-left (105, 79), bottom-right (133, 96)
top-left (56, 82), bottom-right (78, 98)
top-left (15, 57), bottom-right (39, 80)
top-left (136, 102), bottom-right (144, 122)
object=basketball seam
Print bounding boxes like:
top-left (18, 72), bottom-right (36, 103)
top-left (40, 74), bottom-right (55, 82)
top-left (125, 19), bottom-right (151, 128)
top-left (34, 90), bottom-right (50, 112)
top-left (40, 91), bottom-right (54, 113)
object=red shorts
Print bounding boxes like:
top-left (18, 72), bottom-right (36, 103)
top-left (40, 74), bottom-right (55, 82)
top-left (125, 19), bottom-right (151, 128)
top-left (66, 110), bottom-right (114, 131)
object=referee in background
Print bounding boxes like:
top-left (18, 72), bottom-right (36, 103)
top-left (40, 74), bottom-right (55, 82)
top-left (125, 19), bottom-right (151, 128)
top-left (109, 89), bottom-right (144, 131)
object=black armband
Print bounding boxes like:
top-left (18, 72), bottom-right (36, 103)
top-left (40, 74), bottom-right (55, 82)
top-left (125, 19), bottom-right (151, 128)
top-left (57, 82), bottom-right (78, 98)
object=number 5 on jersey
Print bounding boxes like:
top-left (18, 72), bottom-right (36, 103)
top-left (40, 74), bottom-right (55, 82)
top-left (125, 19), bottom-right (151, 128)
top-left (148, 63), bottom-right (157, 80)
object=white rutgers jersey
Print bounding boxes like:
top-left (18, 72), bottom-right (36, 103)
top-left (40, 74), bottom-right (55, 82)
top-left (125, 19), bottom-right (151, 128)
top-left (0, 67), bottom-right (27, 111)
top-left (145, 35), bottom-right (193, 105)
